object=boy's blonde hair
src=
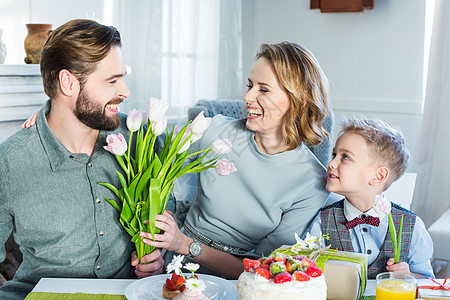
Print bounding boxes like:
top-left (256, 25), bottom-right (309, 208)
top-left (339, 117), bottom-right (410, 190)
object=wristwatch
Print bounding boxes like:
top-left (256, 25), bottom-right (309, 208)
top-left (188, 239), bottom-right (202, 259)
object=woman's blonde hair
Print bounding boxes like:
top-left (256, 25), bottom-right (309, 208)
top-left (256, 42), bottom-right (329, 150)
top-left (40, 19), bottom-right (121, 99)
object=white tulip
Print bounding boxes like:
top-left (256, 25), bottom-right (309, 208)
top-left (152, 115), bottom-right (167, 136)
top-left (147, 97), bottom-right (169, 123)
top-left (190, 111), bottom-right (212, 134)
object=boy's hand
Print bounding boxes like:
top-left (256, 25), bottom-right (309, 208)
top-left (386, 258), bottom-right (410, 274)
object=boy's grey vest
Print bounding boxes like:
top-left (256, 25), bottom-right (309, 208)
top-left (321, 200), bottom-right (416, 279)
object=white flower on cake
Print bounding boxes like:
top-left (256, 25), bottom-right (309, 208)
top-left (185, 278), bottom-right (206, 293)
top-left (184, 262), bottom-right (200, 273)
top-left (167, 254), bottom-right (184, 275)
top-left (304, 232), bottom-right (319, 249)
top-left (294, 232), bottom-right (308, 248)
top-left (291, 232), bottom-right (326, 254)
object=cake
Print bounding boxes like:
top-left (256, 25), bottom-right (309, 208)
top-left (237, 254), bottom-right (327, 300)
top-left (237, 233), bottom-right (327, 300)
top-left (163, 255), bottom-right (211, 300)
top-left (173, 288), bottom-right (211, 300)
top-left (163, 273), bottom-right (185, 299)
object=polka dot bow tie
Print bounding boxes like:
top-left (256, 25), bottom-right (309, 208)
top-left (345, 215), bottom-right (380, 230)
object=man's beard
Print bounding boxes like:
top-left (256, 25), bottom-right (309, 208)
top-left (75, 88), bottom-right (121, 131)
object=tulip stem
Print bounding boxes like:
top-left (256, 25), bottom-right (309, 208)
top-left (186, 148), bottom-right (210, 159)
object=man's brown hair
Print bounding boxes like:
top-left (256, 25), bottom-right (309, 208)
top-left (40, 19), bottom-right (121, 99)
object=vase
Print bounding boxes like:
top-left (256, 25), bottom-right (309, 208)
top-left (0, 28), bottom-right (6, 64)
top-left (24, 24), bottom-right (52, 64)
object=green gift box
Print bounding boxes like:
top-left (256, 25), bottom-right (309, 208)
top-left (275, 246), bottom-right (368, 300)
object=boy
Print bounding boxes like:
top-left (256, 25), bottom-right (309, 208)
top-left (308, 117), bottom-right (434, 279)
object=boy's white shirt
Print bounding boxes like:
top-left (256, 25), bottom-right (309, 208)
top-left (344, 200), bottom-right (388, 221)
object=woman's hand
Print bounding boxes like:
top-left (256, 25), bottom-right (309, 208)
top-left (141, 210), bottom-right (246, 279)
top-left (131, 248), bottom-right (164, 278)
top-left (140, 210), bottom-right (191, 255)
top-left (21, 111), bottom-right (39, 128)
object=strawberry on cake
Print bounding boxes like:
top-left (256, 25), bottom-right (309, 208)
top-left (163, 272), bottom-right (186, 299)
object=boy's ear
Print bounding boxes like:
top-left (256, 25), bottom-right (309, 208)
top-left (58, 69), bottom-right (80, 97)
top-left (370, 166), bottom-right (389, 186)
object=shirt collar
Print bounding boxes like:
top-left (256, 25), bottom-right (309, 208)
top-left (36, 100), bottom-right (74, 171)
top-left (344, 199), bottom-right (387, 221)
top-left (36, 100), bottom-right (112, 171)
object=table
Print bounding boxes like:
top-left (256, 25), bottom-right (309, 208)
top-left (30, 277), bottom-right (378, 297)
top-left (32, 278), bottom-right (137, 294)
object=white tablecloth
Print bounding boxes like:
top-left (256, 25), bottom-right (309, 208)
top-left (32, 278), bottom-right (378, 295)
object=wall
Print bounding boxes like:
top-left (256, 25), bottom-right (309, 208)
top-left (0, 0), bottom-right (126, 141)
top-left (0, 0), bottom-right (427, 171)
top-left (242, 0), bottom-right (426, 171)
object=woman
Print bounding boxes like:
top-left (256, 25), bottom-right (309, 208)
top-left (141, 41), bottom-right (331, 279)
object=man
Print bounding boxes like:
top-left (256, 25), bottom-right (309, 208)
top-left (0, 19), bottom-right (165, 300)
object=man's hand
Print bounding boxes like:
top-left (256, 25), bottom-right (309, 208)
top-left (386, 258), bottom-right (410, 274)
top-left (131, 248), bottom-right (164, 278)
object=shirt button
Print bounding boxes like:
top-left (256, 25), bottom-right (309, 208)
top-left (367, 249), bottom-right (372, 255)
top-left (87, 163), bottom-right (92, 167)
top-left (362, 227), bottom-right (368, 233)
top-left (99, 231), bottom-right (104, 236)
top-left (97, 265), bottom-right (101, 270)
top-left (96, 198), bottom-right (101, 204)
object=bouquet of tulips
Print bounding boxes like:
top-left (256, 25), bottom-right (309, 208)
top-left (101, 98), bottom-right (236, 262)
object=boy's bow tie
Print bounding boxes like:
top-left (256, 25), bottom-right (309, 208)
top-left (345, 215), bottom-right (380, 230)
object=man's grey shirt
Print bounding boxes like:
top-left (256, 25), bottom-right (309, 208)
top-left (0, 101), bottom-right (136, 299)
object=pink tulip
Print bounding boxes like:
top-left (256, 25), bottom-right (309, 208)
top-left (373, 194), bottom-right (391, 215)
top-left (140, 110), bottom-right (148, 125)
top-left (104, 133), bottom-right (128, 156)
top-left (126, 109), bottom-right (143, 132)
top-left (211, 139), bottom-right (232, 155)
top-left (215, 159), bottom-right (237, 176)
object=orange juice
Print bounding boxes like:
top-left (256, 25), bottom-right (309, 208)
top-left (376, 279), bottom-right (416, 300)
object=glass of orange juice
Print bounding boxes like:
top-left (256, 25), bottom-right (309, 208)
top-left (376, 272), bottom-right (416, 300)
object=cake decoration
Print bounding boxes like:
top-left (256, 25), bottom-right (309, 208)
top-left (163, 255), bottom-right (211, 300)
